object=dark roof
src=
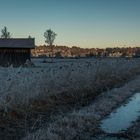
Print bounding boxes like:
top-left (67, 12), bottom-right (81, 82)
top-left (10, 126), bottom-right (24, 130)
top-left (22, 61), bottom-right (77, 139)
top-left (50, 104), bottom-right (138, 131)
top-left (0, 38), bottom-right (35, 48)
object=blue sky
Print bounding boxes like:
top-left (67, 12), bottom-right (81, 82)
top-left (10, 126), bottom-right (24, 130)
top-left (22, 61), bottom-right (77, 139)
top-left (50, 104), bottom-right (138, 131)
top-left (0, 0), bottom-right (140, 48)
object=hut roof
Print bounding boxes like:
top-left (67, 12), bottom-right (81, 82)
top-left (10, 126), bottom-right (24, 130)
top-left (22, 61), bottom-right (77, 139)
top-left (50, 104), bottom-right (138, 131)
top-left (0, 38), bottom-right (35, 49)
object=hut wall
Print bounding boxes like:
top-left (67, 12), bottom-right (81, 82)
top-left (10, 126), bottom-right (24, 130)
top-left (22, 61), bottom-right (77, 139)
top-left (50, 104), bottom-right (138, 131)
top-left (0, 48), bottom-right (31, 66)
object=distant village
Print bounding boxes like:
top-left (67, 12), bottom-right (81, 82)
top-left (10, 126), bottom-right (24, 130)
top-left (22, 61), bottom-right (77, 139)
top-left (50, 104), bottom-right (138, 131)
top-left (32, 45), bottom-right (140, 58)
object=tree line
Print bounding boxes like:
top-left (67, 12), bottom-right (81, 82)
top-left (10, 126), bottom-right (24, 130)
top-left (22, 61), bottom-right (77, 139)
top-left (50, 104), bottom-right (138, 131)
top-left (2, 26), bottom-right (140, 58)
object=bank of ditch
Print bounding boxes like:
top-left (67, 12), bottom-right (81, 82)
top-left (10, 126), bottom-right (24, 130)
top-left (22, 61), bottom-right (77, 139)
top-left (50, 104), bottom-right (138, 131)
top-left (23, 76), bottom-right (140, 140)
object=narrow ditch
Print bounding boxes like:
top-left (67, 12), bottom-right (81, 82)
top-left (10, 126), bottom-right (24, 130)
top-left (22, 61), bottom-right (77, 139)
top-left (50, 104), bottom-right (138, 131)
top-left (99, 93), bottom-right (140, 139)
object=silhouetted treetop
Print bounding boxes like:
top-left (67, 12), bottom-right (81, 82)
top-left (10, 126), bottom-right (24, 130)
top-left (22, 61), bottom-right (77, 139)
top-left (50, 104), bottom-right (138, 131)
top-left (1, 26), bottom-right (11, 38)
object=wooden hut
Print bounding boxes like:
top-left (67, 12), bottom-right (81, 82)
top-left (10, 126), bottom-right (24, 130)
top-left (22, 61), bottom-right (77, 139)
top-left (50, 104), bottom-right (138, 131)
top-left (0, 38), bottom-right (35, 66)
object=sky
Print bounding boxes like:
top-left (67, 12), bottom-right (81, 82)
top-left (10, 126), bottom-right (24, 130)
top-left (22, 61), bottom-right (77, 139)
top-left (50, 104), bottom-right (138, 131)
top-left (0, 0), bottom-right (140, 48)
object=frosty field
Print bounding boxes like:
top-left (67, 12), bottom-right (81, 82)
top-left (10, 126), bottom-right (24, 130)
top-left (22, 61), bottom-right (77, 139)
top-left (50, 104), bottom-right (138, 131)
top-left (0, 58), bottom-right (140, 139)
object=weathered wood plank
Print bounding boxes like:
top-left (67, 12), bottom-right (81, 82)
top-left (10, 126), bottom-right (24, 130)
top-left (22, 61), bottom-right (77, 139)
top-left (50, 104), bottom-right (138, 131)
top-left (0, 48), bottom-right (31, 66)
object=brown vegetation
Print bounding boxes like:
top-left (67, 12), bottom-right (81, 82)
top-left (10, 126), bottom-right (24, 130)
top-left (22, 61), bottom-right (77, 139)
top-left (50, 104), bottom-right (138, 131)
top-left (32, 45), bottom-right (140, 58)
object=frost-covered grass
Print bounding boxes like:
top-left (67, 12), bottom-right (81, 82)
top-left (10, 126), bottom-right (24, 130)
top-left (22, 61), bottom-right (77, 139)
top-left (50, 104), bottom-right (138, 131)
top-left (0, 58), bottom-right (140, 115)
top-left (125, 113), bottom-right (140, 139)
top-left (0, 58), bottom-right (140, 139)
top-left (23, 76), bottom-right (140, 140)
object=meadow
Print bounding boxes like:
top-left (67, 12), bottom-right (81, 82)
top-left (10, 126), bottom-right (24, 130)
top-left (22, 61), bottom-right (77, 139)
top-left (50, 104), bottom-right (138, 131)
top-left (0, 58), bottom-right (140, 139)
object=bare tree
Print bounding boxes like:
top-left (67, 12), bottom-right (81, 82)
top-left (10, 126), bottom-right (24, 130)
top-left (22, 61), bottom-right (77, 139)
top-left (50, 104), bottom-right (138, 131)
top-left (44, 29), bottom-right (57, 62)
top-left (1, 26), bottom-right (11, 38)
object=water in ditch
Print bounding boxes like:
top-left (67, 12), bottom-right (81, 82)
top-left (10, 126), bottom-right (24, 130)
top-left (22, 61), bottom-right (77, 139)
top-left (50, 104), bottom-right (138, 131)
top-left (100, 93), bottom-right (140, 134)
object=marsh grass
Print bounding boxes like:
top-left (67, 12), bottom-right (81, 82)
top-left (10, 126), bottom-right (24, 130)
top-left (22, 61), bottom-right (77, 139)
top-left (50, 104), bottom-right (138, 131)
top-left (0, 58), bottom-right (139, 139)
